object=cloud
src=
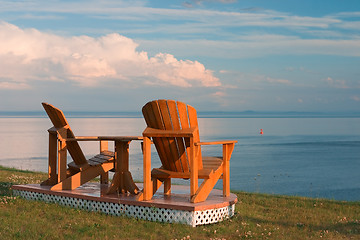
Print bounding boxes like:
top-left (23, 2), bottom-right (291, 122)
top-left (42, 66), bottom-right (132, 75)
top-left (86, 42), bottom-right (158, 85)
top-left (324, 77), bottom-right (349, 89)
top-left (211, 90), bottom-right (229, 107)
top-left (336, 21), bottom-right (360, 30)
top-left (351, 96), bottom-right (360, 102)
top-left (184, 0), bottom-right (236, 6)
top-left (0, 21), bottom-right (220, 89)
top-left (0, 1), bottom-right (342, 30)
top-left (212, 91), bottom-right (226, 97)
top-left (265, 77), bottom-right (292, 85)
top-left (2, 2), bottom-right (359, 60)
top-left (0, 81), bottom-right (30, 90)
top-left (331, 11), bottom-right (360, 18)
top-left (248, 74), bottom-right (292, 86)
top-left (139, 36), bottom-right (360, 59)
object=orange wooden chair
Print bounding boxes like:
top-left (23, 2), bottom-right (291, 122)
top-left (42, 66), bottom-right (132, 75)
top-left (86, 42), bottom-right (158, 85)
top-left (41, 103), bottom-right (115, 191)
top-left (140, 100), bottom-right (237, 203)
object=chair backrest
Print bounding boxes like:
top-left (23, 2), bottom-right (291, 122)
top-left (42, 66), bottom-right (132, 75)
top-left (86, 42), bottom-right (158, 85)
top-left (142, 99), bottom-right (203, 172)
top-left (42, 103), bottom-right (88, 166)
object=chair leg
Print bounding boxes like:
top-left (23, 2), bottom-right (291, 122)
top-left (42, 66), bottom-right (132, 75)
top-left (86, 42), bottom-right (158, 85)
top-left (223, 143), bottom-right (234, 197)
top-left (223, 151), bottom-right (230, 197)
top-left (41, 130), bottom-right (58, 186)
top-left (100, 172), bottom-right (109, 184)
top-left (152, 178), bottom-right (163, 195)
top-left (100, 140), bottom-right (109, 184)
top-left (143, 137), bottom-right (153, 200)
top-left (222, 170), bottom-right (230, 197)
top-left (135, 177), bottom-right (161, 201)
top-left (164, 179), bottom-right (171, 195)
top-left (190, 167), bottom-right (223, 203)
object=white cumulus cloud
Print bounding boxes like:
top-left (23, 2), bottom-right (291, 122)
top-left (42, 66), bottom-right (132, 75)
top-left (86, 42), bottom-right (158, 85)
top-left (0, 21), bottom-right (220, 89)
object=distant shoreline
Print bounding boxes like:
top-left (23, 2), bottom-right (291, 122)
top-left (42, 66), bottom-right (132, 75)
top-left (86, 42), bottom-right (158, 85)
top-left (1, 111), bottom-right (360, 118)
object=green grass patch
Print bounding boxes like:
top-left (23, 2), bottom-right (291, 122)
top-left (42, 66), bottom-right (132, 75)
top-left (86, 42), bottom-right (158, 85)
top-left (1, 165), bottom-right (359, 239)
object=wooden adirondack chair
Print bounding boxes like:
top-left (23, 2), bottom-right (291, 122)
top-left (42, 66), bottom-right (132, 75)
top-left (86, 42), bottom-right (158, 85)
top-left (40, 103), bottom-right (115, 191)
top-left (141, 99), bottom-right (237, 203)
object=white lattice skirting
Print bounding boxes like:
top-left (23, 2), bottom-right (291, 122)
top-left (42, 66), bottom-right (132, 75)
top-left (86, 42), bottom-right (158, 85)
top-left (13, 189), bottom-right (235, 227)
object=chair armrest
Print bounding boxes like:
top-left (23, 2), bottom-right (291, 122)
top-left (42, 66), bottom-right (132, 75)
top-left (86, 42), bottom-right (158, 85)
top-left (143, 127), bottom-right (198, 138)
top-left (98, 136), bottom-right (143, 141)
top-left (65, 137), bottom-right (100, 141)
top-left (195, 140), bottom-right (237, 146)
top-left (65, 136), bottom-right (143, 142)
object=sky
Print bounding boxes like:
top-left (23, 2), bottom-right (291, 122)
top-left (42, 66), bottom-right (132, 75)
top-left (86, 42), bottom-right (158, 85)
top-left (0, 0), bottom-right (359, 112)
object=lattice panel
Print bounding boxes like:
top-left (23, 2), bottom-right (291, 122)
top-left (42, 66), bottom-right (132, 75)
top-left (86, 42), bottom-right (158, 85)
top-left (195, 204), bottom-right (235, 225)
top-left (13, 189), bottom-right (235, 227)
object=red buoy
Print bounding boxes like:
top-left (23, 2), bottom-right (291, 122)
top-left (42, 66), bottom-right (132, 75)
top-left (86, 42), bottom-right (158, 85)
top-left (260, 129), bottom-right (263, 135)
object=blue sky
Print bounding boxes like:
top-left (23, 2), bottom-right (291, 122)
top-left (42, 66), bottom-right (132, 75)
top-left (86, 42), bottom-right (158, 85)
top-left (0, 0), bottom-right (359, 112)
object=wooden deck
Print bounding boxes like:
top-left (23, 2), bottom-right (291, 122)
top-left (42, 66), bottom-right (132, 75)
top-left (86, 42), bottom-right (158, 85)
top-left (12, 183), bottom-right (237, 227)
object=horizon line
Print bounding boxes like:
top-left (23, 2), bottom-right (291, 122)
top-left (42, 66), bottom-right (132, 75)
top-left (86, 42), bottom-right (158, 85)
top-left (1, 110), bottom-right (360, 118)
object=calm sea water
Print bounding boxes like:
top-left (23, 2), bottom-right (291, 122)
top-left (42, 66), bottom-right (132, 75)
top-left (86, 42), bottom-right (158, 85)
top-left (0, 114), bottom-right (359, 201)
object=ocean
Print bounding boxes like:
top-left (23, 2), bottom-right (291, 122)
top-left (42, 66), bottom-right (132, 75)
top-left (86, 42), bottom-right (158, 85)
top-left (0, 112), bottom-right (359, 201)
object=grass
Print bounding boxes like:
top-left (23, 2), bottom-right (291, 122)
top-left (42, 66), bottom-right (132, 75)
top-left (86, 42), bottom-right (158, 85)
top-left (1, 165), bottom-right (359, 239)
